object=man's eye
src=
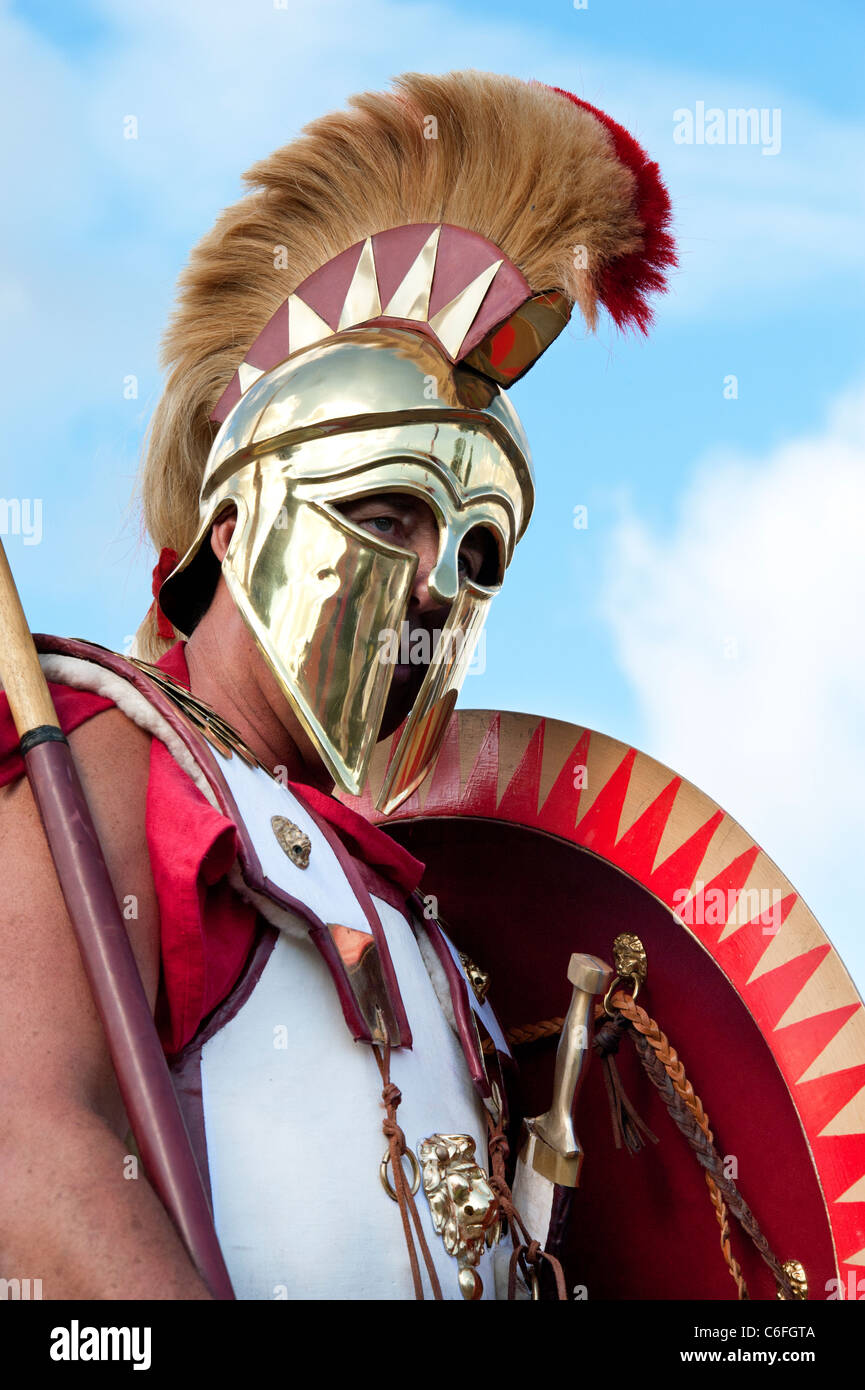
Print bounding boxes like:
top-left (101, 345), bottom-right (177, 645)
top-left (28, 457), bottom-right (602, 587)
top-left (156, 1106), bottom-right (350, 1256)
top-left (367, 516), bottom-right (396, 534)
top-left (458, 551), bottom-right (481, 581)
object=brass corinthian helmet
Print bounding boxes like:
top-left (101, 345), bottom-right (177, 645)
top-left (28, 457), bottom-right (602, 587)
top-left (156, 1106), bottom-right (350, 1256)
top-left (150, 75), bottom-right (675, 812)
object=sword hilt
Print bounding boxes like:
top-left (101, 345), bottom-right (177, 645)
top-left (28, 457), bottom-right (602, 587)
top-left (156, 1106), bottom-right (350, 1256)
top-left (520, 952), bottom-right (613, 1188)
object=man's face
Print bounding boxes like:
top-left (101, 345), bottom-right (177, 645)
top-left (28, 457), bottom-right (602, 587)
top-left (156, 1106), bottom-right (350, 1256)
top-left (335, 492), bottom-right (495, 738)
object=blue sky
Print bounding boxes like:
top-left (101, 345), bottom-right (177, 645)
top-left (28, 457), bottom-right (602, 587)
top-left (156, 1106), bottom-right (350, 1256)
top-left (1, 0), bottom-right (864, 988)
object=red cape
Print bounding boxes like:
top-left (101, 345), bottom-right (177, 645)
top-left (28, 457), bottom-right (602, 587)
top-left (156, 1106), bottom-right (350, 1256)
top-left (0, 641), bottom-right (423, 1054)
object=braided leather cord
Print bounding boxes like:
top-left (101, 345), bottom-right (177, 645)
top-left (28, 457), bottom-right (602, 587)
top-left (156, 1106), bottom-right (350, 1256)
top-left (610, 991), bottom-right (796, 1300)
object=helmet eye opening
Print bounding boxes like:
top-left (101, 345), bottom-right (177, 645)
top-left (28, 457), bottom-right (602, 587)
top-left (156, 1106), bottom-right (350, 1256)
top-left (330, 490), bottom-right (505, 592)
top-left (459, 523), bottom-right (503, 589)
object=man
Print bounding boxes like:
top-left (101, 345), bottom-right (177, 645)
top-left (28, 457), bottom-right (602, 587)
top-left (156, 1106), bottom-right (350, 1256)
top-left (0, 71), bottom-right (673, 1299)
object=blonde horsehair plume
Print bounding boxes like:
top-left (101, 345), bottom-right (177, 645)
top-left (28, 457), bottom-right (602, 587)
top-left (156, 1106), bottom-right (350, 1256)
top-left (134, 71), bottom-right (674, 659)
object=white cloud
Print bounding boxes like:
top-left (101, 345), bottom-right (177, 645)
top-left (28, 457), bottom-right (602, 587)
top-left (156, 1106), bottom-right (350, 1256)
top-left (603, 381), bottom-right (865, 990)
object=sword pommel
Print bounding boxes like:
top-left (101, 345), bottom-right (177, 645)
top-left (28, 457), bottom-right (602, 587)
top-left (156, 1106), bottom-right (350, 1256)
top-left (567, 952), bottom-right (613, 997)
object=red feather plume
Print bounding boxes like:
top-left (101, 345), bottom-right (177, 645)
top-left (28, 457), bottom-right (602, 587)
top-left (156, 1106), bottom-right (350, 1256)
top-left (550, 86), bottom-right (677, 334)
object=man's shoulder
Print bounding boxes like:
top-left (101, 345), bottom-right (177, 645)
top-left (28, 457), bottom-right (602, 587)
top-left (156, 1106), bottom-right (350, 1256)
top-left (0, 635), bottom-right (160, 792)
top-left (1, 702), bottom-right (153, 827)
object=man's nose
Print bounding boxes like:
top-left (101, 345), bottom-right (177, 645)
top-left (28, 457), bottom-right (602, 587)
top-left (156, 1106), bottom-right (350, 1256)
top-left (409, 534), bottom-right (461, 612)
top-left (409, 560), bottom-right (459, 615)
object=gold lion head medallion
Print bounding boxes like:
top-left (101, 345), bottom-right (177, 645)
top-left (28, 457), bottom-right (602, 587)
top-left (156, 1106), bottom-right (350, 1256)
top-left (418, 1134), bottom-right (501, 1300)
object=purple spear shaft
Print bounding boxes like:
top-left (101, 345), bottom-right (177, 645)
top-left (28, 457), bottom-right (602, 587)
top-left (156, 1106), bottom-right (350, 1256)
top-left (0, 540), bottom-right (234, 1299)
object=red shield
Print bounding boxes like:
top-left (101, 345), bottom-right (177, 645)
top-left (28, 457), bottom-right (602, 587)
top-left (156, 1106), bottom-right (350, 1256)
top-left (344, 710), bottom-right (865, 1301)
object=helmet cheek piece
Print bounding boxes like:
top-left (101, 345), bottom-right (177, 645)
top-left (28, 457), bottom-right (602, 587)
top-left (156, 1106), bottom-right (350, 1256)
top-left (223, 491), bottom-right (418, 796)
top-left (377, 577), bottom-right (495, 814)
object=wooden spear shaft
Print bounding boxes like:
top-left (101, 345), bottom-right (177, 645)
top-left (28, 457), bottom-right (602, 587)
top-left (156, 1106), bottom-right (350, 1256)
top-left (0, 539), bottom-right (234, 1299)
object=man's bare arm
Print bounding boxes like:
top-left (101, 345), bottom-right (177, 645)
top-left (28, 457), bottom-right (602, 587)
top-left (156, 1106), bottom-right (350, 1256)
top-left (0, 708), bottom-right (212, 1299)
